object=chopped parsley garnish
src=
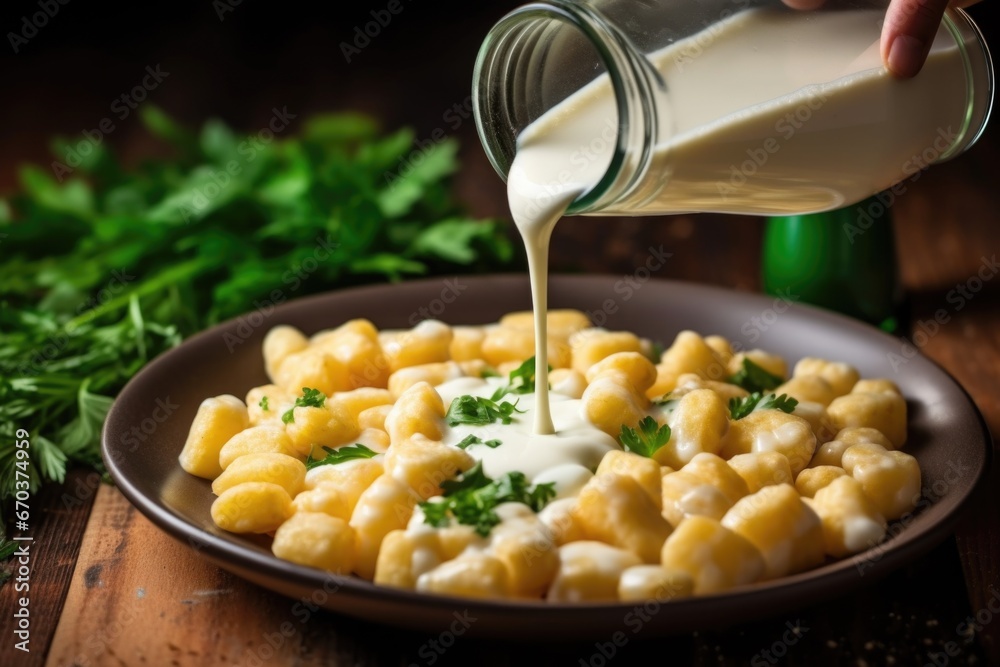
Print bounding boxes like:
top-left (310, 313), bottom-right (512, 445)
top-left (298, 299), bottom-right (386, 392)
top-left (281, 387), bottom-right (326, 424)
top-left (728, 392), bottom-right (799, 420)
top-left (490, 356), bottom-right (549, 401)
top-left (419, 462), bottom-right (556, 536)
top-left (445, 395), bottom-right (523, 427)
top-left (619, 416), bottom-right (672, 458)
top-left (456, 434), bottom-right (503, 450)
top-left (727, 358), bottom-right (784, 393)
top-left (305, 443), bottom-right (379, 470)
top-left (259, 396), bottom-right (270, 411)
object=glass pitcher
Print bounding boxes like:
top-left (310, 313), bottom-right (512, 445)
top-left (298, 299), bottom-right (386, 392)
top-left (472, 0), bottom-right (993, 217)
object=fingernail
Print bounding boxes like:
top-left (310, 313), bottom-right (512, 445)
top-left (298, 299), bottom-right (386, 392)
top-left (887, 35), bottom-right (925, 78)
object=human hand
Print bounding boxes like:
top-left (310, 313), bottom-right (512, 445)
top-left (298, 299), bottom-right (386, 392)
top-left (785, 0), bottom-right (983, 78)
top-left (881, 0), bottom-right (981, 77)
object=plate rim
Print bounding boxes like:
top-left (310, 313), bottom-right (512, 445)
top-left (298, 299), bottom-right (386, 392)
top-left (101, 274), bottom-right (994, 624)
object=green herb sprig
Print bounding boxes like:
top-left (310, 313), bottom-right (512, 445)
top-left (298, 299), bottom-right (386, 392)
top-left (728, 393), bottom-right (799, 420)
top-left (489, 356), bottom-right (549, 401)
top-left (445, 395), bottom-right (523, 427)
top-left (419, 462), bottom-right (556, 536)
top-left (305, 443), bottom-right (379, 470)
top-left (727, 358), bottom-right (784, 394)
top-left (456, 434), bottom-right (503, 450)
top-left (619, 416), bottom-right (672, 458)
top-left (0, 106), bottom-right (515, 532)
top-left (281, 387), bottom-right (326, 424)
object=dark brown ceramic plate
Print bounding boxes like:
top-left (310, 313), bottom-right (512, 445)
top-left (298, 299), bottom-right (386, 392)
top-left (102, 275), bottom-right (990, 639)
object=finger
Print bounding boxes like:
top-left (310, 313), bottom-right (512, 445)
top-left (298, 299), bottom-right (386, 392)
top-left (781, 0), bottom-right (827, 9)
top-left (881, 0), bottom-right (952, 78)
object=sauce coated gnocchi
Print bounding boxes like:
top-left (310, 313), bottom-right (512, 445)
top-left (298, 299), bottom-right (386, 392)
top-left (179, 311), bottom-right (919, 602)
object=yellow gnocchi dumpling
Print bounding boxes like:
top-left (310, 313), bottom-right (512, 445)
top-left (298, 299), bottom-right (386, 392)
top-left (660, 516), bottom-right (765, 594)
top-left (271, 512), bottom-right (356, 573)
top-left (721, 484), bottom-right (824, 579)
top-left (792, 358), bottom-right (860, 397)
top-left (794, 465), bottom-right (847, 498)
top-left (617, 565), bottom-right (694, 602)
top-left (721, 410), bottom-right (816, 476)
top-left (827, 391), bottom-right (907, 449)
top-left (574, 474), bottom-right (672, 563)
top-left (179, 395), bottom-right (250, 479)
top-left (383, 435), bottom-right (475, 500)
top-left (547, 541), bottom-right (642, 602)
top-left (211, 482), bottom-right (292, 534)
top-left (840, 443), bottom-right (920, 520)
top-left (211, 452), bottom-right (306, 497)
top-left (655, 389), bottom-right (729, 468)
top-left (810, 476), bottom-right (886, 557)
top-left (417, 554), bottom-right (510, 599)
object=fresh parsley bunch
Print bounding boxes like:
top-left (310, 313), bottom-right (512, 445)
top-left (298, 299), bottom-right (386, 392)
top-left (420, 462), bottom-right (556, 536)
top-left (0, 106), bottom-right (516, 531)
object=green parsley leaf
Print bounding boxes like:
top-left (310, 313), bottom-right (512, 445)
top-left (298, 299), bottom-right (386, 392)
top-left (489, 356), bottom-right (550, 401)
top-left (480, 366), bottom-right (501, 379)
top-left (728, 392), bottom-right (799, 420)
top-left (259, 396), bottom-right (269, 411)
top-left (0, 105), bottom-right (518, 536)
top-left (420, 462), bottom-right (556, 536)
top-left (445, 395), bottom-right (523, 427)
top-left (305, 443), bottom-right (379, 470)
top-left (282, 387), bottom-right (326, 424)
top-left (728, 358), bottom-right (784, 394)
top-left (619, 416), bottom-right (671, 458)
top-left (456, 434), bottom-right (503, 450)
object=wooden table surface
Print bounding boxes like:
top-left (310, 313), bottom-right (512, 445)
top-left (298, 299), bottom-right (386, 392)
top-left (2, 1), bottom-right (999, 664)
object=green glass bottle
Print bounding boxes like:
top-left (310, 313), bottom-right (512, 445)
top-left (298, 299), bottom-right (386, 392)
top-left (761, 194), bottom-right (904, 333)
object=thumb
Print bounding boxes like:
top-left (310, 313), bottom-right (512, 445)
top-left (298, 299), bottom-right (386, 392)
top-left (881, 0), bottom-right (952, 78)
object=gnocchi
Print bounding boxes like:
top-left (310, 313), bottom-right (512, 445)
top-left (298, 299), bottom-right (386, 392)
top-left (181, 310), bottom-right (920, 603)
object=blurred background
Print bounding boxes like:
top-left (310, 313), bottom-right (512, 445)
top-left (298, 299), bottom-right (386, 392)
top-left (3, 0), bottom-right (996, 287)
top-left (3, 3), bottom-right (1000, 665)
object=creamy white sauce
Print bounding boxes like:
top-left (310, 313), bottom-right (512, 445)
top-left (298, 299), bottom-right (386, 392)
top-left (434, 376), bottom-right (619, 482)
top-left (505, 8), bottom-right (966, 439)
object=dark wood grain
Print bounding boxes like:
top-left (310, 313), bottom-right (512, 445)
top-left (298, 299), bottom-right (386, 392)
top-left (41, 486), bottom-right (987, 667)
top-left (891, 130), bottom-right (1000, 666)
top-left (3, 0), bottom-right (999, 660)
top-left (0, 470), bottom-right (102, 667)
